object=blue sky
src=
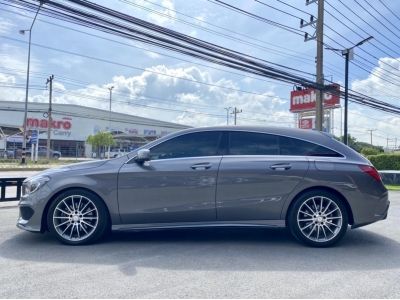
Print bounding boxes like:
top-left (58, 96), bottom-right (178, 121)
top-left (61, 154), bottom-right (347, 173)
top-left (1, 0), bottom-right (400, 147)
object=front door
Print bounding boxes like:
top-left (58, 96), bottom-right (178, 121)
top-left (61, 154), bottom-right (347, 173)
top-left (118, 131), bottom-right (223, 224)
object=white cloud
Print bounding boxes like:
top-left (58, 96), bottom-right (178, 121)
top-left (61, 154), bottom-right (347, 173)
top-left (0, 18), bottom-right (15, 35)
top-left (49, 56), bottom-right (84, 70)
top-left (0, 64), bottom-right (291, 128)
top-left (352, 57), bottom-right (400, 97)
top-left (140, 0), bottom-right (176, 26)
top-left (346, 57), bottom-right (400, 146)
top-left (145, 51), bottom-right (162, 59)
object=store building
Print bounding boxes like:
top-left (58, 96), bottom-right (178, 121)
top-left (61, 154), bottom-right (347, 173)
top-left (0, 101), bottom-right (189, 157)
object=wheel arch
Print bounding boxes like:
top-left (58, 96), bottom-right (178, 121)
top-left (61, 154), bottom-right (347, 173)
top-left (284, 186), bottom-right (354, 226)
top-left (41, 186), bottom-right (111, 232)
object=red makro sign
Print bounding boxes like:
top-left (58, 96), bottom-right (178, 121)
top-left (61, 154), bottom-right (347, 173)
top-left (26, 117), bottom-right (72, 130)
top-left (290, 84), bottom-right (340, 112)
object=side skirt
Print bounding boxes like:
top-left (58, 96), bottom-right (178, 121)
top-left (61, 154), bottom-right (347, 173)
top-left (112, 220), bottom-right (286, 231)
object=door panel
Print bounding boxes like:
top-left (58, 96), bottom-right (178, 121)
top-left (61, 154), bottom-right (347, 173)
top-left (216, 156), bottom-right (309, 220)
top-left (118, 156), bottom-right (222, 224)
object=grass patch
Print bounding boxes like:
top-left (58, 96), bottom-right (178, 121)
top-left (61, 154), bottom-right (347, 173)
top-left (385, 185), bottom-right (400, 191)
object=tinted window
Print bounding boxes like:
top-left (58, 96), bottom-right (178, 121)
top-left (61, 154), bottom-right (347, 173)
top-left (279, 136), bottom-right (343, 157)
top-left (229, 132), bottom-right (279, 155)
top-left (150, 131), bottom-right (221, 160)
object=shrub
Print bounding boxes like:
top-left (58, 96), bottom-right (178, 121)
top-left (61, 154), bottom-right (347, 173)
top-left (367, 154), bottom-right (400, 170)
top-left (361, 147), bottom-right (381, 156)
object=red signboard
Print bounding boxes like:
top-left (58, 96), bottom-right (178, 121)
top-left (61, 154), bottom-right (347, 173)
top-left (298, 118), bottom-right (314, 129)
top-left (290, 84), bottom-right (340, 112)
top-left (26, 117), bottom-right (72, 130)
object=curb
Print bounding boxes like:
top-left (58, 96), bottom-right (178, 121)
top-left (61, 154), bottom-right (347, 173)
top-left (0, 168), bottom-right (48, 172)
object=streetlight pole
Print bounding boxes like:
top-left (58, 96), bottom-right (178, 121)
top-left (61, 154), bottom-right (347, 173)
top-left (326, 36), bottom-right (373, 145)
top-left (343, 48), bottom-right (350, 146)
top-left (107, 86), bottom-right (114, 159)
top-left (20, 2), bottom-right (43, 164)
top-left (46, 75), bottom-right (54, 159)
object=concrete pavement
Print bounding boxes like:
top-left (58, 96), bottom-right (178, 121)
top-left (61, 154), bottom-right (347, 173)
top-left (0, 192), bottom-right (399, 298)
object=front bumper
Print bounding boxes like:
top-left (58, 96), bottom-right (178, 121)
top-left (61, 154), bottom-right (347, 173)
top-left (17, 185), bottom-right (53, 233)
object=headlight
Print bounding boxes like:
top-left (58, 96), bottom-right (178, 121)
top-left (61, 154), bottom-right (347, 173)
top-left (22, 176), bottom-right (50, 196)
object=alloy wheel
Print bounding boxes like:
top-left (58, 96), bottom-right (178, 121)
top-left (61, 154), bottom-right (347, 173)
top-left (52, 195), bottom-right (99, 242)
top-left (297, 196), bottom-right (343, 243)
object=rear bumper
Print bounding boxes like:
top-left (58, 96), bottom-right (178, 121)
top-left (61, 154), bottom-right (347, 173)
top-left (352, 200), bottom-right (390, 229)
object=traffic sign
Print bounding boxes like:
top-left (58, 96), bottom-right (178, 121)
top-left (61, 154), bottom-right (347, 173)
top-left (31, 130), bottom-right (38, 145)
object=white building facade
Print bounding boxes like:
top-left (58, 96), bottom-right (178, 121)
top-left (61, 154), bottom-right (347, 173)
top-left (0, 101), bottom-right (189, 157)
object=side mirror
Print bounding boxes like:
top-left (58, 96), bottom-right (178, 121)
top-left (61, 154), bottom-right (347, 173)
top-left (135, 149), bottom-right (151, 163)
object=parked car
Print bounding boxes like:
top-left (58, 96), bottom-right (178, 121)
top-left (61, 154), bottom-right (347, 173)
top-left (105, 148), bottom-right (129, 158)
top-left (26, 146), bottom-right (61, 159)
top-left (0, 149), bottom-right (15, 159)
top-left (17, 126), bottom-right (389, 247)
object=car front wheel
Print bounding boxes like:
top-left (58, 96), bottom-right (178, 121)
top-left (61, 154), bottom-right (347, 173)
top-left (288, 190), bottom-right (348, 247)
top-left (47, 189), bottom-right (109, 245)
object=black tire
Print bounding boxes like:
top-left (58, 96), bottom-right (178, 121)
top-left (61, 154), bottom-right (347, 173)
top-left (47, 189), bottom-right (109, 245)
top-left (287, 189), bottom-right (348, 247)
top-left (53, 154), bottom-right (60, 159)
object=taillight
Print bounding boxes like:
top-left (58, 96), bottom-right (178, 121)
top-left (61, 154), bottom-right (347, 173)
top-left (359, 165), bottom-right (382, 182)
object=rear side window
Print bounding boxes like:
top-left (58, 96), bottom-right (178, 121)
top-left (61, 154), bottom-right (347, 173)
top-left (229, 132), bottom-right (279, 155)
top-left (279, 136), bottom-right (343, 157)
top-left (150, 131), bottom-right (221, 160)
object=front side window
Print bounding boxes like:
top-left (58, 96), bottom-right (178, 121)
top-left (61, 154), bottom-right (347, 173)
top-left (279, 136), bottom-right (343, 157)
top-left (228, 132), bottom-right (279, 155)
top-left (150, 131), bottom-right (222, 160)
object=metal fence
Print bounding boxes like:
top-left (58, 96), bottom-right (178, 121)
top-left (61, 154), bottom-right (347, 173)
top-left (0, 178), bottom-right (26, 202)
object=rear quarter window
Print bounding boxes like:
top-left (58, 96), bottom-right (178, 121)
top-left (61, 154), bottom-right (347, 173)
top-left (279, 136), bottom-right (343, 157)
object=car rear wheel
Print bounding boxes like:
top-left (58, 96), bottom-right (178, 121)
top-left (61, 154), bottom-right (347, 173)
top-left (53, 154), bottom-right (60, 159)
top-left (47, 189), bottom-right (109, 245)
top-left (288, 190), bottom-right (348, 247)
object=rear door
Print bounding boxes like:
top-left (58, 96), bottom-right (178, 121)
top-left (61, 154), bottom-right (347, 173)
top-left (216, 131), bottom-right (309, 221)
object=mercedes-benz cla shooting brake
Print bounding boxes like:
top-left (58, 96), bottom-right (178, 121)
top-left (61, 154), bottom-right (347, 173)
top-left (18, 126), bottom-right (389, 247)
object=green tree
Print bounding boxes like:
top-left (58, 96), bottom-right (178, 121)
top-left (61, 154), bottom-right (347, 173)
top-left (86, 131), bottom-right (115, 158)
top-left (337, 134), bottom-right (384, 153)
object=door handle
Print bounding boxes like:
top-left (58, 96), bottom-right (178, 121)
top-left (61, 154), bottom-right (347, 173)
top-left (270, 163), bottom-right (292, 171)
top-left (191, 163), bottom-right (212, 170)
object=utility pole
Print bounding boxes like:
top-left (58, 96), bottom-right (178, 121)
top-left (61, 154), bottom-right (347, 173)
top-left (107, 86), bottom-right (114, 159)
top-left (224, 107), bottom-right (232, 125)
top-left (231, 107), bottom-right (242, 125)
top-left (300, 0), bottom-right (324, 131)
top-left (367, 129), bottom-right (377, 145)
top-left (46, 75), bottom-right (54, 159)
top-left (315, 0), bottom-right (324, 131)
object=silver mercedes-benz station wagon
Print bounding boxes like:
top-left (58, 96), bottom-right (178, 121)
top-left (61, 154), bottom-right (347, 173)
top-left (17, 126), bottom-right (389, 247)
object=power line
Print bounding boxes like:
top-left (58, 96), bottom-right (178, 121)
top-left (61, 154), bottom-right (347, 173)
top-left (324, 25), bottom-right (400, 78)
top-left (4, 0), bottom-right (321, 88)
top-left (377, 0), bottom-right (400, 24)
top-left (206, 0), bottom-right (306, 36)
top-left (270, 0), bottom-right (313, 17)
top-left (324, 0), bottom-right (400, 59)
top-left (0, 5), bottom-right (303, 88)
top-left (0, 72), bottom-right (295, 122)
top-left (139, 0), bottom-right (314, 60)
top-left (353, 0), bottom-right (400, 41)
top-left (254, 0), bottom-right (304, 20)
top-left (335, 0), bottom-right (400, 52)
top-left (1, 35), bottom-right (296, 99)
